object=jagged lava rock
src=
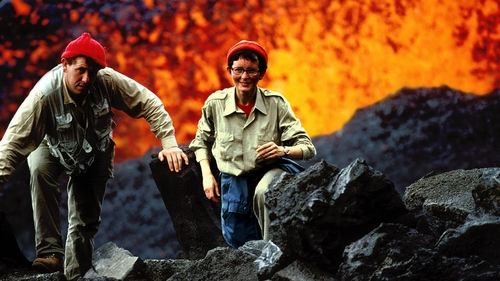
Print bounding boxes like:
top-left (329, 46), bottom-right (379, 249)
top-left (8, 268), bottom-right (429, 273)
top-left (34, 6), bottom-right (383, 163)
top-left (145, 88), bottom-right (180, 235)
top-left (309, 87), bottom-right (500, 193)
top-left (403, 167), bottom-right (500, 236)
top-left (266, 158), bottom-right (408, 272)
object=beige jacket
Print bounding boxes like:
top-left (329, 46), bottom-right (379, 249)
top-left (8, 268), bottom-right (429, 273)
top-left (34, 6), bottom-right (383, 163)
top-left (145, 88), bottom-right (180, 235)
top-left (0, 64), bottom-right (177, 181)
top-left (189, 87), bottom-right (316, 176)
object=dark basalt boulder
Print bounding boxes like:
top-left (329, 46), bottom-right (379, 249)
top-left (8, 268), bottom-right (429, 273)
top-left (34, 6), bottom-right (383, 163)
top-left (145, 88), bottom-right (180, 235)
top-left (83, 242), bottom-right (144, 280)
top-left (266, 158), bottom-right (408, 273)
top-left (337, 223), bottom-right (435, 281)
top-left (1, 159), bottom-right (499, 281)
top-left (403, 168), bottom-right (500, 237)
top-left (336, 168), bottom-right (500, 281)
top-left (308, 87), bottom-right (500, 193)
top-left (149, 145), bottom-right (226, 260)
top-left (166, 245), bottom-right (259, 281)
top-left (337, 220), bottom-right (500, 281)
top-left (436, 215), bottom-right (500, 266)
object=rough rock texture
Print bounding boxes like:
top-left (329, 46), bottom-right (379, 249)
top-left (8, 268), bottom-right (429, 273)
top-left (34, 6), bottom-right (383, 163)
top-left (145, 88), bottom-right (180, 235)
top-left (337, 168), bottom-right (500, 281)
top-left (338, 223), bottom-right (435, 281)
top-left (472, 169), bottom-right (500, 216)
top-left (436, 215), bottom-right (500, 266)
top-left (1, 163), bottom-right (500, 280)
top-left (167, 246), bottom-right (259, 281)
top-left (403, 168), bottom-right (500, 236)
top-left (308, 87), bottom-right (500, 193)
top-left (83, 242), bottom-right (144, 280)
top-left (149, 146), bottom-right (226, 259)
top-left (266, 159), bottom-right (408, 273)
top-left (143, 259), bottom-right (192, 281)
top-left (271, 260), bottom-right (336, 281)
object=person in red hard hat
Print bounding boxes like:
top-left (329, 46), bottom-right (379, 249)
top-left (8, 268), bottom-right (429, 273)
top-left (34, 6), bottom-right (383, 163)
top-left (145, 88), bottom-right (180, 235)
top-left (0, 32), bottom-right (188, 280)
top-left (190, 40), bottom-right (316, 247)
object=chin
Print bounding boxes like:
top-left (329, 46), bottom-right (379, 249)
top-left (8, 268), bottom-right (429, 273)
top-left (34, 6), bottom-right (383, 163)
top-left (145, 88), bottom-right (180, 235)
top-left (238, 85), bottom-right (255, 92)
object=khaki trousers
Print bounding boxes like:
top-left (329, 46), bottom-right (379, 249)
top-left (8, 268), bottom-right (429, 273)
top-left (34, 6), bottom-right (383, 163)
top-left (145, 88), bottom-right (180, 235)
top-left (253, 168), bottom-right (286, 240)
top-left (28, 140), bottom-right (113, 280)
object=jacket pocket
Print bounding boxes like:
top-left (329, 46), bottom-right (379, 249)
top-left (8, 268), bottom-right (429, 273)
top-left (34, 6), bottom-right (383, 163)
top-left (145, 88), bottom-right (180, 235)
top-left (215, 132), bottom-right (237, 161)
top-left (91, 99), bottom-right (113, 151)
top-left (54, 113), bottom-right (79, 154)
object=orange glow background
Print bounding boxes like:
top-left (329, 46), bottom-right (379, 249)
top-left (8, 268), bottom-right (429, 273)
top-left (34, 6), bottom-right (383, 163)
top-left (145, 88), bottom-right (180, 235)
top-left (1, 0), bottom-right (498, 162)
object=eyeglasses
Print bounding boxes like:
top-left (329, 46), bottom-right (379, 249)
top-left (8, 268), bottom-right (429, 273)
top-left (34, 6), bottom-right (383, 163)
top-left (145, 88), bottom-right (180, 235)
top-left (231, 67), bottom-right (260, 77)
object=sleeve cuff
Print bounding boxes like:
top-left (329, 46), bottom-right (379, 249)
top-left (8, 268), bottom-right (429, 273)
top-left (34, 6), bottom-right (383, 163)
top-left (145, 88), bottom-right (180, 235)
top-left (194, 149), bottom-right (211, 162)
top-left (298, 144), bottom-right (316, 160)
top-left (160, 136), bottom-right (178, 149)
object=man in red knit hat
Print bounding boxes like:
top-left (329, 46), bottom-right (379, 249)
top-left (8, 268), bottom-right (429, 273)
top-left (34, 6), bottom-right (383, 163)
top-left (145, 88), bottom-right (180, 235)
top-left (190, 40), bottom-right (316, 248)
top-left (0, 32), bottom-right (188, 280)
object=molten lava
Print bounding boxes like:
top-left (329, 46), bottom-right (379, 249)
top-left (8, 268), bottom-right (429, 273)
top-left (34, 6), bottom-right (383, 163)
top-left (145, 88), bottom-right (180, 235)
top-left (1, 0), bottom-right (498, 161)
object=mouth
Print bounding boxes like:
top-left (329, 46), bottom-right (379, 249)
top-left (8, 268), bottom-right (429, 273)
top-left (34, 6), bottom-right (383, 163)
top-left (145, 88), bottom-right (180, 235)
top-left (239, 82), bottom-right (252, 87)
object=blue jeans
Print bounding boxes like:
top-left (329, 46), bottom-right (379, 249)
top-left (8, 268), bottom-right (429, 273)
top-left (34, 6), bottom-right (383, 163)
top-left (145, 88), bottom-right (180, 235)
top-left (219, 173), bottom-right (262, 248)
top-left (219, 158), bottom-right (304, 248)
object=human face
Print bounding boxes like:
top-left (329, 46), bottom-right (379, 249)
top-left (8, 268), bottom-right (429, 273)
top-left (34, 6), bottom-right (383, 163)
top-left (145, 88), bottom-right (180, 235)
top-left (62, 56), bottom-right (99, 95)
top-left (230, 58), bottom-right (263, 97)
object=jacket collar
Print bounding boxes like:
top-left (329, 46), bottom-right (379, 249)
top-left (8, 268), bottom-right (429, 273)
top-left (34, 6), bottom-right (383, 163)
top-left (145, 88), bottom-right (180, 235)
top-left (223, 87), bottom-right (267, 116)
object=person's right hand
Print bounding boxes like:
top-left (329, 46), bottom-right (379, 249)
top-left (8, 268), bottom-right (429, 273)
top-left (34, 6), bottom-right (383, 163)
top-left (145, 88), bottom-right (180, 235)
top-left (202, 174), bottom-right (220, 203)
top-left (158, 146), bottom-right (189, 173)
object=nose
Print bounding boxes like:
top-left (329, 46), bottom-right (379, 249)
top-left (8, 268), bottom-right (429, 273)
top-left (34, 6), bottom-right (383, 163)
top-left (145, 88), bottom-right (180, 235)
top-left (241, 71), bottom-right (251, 78)
top-left (81, 72), bottom-right (90, 83)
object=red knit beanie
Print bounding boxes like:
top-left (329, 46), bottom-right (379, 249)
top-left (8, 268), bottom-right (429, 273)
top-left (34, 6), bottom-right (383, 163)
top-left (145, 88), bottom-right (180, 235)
top-left (61, 32), bottom-right (107, 68)
top-left (226, 40), bottom-right (268, 65)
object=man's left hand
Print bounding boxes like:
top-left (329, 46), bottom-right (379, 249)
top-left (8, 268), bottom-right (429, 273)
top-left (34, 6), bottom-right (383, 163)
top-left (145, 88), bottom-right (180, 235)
top-left (158, 147), bottom-right (189, 172)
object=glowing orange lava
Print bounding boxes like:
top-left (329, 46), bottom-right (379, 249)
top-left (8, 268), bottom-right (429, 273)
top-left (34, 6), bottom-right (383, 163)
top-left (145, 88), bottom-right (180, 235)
top-left (1, 0), bottom-right (498, 161)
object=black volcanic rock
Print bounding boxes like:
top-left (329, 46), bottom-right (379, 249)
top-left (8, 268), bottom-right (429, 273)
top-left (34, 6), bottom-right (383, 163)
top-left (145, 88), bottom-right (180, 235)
top-left (472, 169), bottom-right (500, 216)
top-left (2, 162), bottom-right (500, 280)
top-left (167, 246), bottom-right (259, 281)
top-left (266, 158), bottom-right (407, 273)
top-left (83, 242), bottom-right (144, 280)
top-left (337, 168), bottom-right (500, 281)
top-left (337, 223), bottom-right (435, 281)
top-left (436, 215), bottom-right (500, 266)
top-left (339, 223), bottom-right (500, 281)
top-left (149, 146), bottom-right (226, 260)
top-left (403, 168), bottom-right (500, 237)
top-left (308, 86), bottom-right (500, 193)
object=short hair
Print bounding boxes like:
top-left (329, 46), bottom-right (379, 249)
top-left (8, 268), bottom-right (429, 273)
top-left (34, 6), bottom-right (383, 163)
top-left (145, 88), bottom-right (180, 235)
top-left (227, 50), bottom-right (268, 74)
top-left (64, 56), bottom-right (101, 73)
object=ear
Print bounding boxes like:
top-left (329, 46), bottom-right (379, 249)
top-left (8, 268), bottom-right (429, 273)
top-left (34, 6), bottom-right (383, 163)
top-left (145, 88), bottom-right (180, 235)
top-left (61, 58), bottom-right (68, 71)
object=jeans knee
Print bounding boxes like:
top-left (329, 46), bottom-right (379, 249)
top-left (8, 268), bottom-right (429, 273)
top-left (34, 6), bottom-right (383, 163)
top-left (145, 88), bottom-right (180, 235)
top-left (221, 212), bottom-right (261, 248)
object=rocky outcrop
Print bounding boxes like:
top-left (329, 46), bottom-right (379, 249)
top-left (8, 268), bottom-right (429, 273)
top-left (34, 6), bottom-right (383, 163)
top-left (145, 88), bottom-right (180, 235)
top-left (403, 168), bottom-right (500, 236)
top-left (266, 159), bottom-right (408, 273)
top-left (1, 159), bottom-right (499, 280)
top-left (308, 87), bottom-right (500, 193)
top-left (149, 146), bottom-right (226, 259)
top-left (336, 168), bottom-right (500, 281)
top-left (83, 242), bottom-right (144, 280)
